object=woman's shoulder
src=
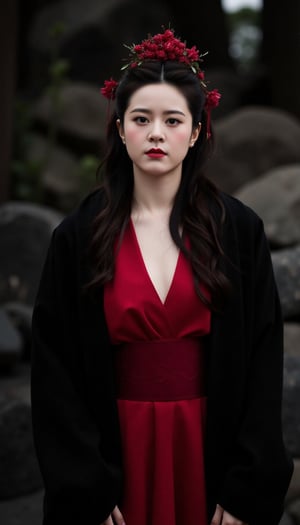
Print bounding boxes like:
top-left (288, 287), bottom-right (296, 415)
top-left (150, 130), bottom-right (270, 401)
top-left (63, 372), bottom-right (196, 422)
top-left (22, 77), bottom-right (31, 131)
top-left (219, 190), bottom-right (263, 233)
top-left (216, 191), bottom-right (272, 268)
top-left (54, 186), bottom-right (106, 239)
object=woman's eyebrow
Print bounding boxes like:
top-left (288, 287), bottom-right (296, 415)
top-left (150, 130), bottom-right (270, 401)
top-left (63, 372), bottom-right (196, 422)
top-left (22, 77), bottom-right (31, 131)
top-left (129, 108), bottom-right (186, 116)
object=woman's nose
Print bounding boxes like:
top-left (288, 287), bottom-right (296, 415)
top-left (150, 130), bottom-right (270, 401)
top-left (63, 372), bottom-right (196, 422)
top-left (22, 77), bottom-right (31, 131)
top-left (147, 122), bottom-right (165, 141)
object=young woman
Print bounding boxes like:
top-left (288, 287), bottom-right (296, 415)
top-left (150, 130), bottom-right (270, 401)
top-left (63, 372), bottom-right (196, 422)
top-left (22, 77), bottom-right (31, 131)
top-left (31, 28), bottom-right (293, 525)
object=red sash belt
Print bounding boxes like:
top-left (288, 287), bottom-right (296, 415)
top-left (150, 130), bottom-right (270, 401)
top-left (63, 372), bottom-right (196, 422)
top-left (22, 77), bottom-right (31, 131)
top-left (114, 339), bottom-right (206, 401)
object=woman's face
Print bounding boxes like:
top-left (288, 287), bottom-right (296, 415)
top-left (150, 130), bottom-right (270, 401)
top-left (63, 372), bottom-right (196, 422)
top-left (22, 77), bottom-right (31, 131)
top-left (117, 83), bottom-right (200, 181)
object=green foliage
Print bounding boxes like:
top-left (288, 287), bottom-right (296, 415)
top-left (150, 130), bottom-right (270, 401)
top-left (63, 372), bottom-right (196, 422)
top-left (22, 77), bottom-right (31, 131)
top-left (227, 7), bottom-right (261, 30)
top-left (11, 21), bottom-right (100, 212)
top-left (48, 21), bottom-right (66, 40)
top-left (77, 155), bottom-right (100, 196)
top-left (11, 99), bottom-right (45, 202)
top-left (45, 23), bottom-right (70, 163)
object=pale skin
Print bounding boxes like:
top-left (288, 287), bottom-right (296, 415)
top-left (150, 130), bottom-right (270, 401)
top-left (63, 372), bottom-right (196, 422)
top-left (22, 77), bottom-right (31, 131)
top-left (101, 83), bottom-right (247, 525)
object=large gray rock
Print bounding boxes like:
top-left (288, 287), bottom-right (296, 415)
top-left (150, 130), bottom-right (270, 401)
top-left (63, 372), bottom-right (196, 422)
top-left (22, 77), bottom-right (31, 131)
top-left (3, 302), bottom-right (34, 362)
top-left (284, 323), bottom-right (300, 357)
top-left (0, 309), bottom-right (22, 368)
top-left (0, 201), bottom-right (63, 306)
top-left (283, 355), bottom-right (300, 457)
top-left (32, 83), bottom-right (107, 150)
top-left (272, 246), bottom-right (300, 320)
top-left (279, 511), bottom-right (295, 525)
top-left (235, 165), bottom-right (300, 248)
top-left (26, 134), bottom-right (84, 210)
top-left (0, 489), bottom-right (43, 525)
top-left (287, 459), bottom-right (300, 504)
top-left (208, 107), bottom-right (300, 193)
top-left (0, 365), bottom-right (43, 499)
top-left (286, 498), bottom-right (300, 525)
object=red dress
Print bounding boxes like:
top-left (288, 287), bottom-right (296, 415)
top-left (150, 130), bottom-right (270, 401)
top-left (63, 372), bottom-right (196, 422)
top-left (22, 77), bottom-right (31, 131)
top-left (104, 219), bottom-right (211, 525)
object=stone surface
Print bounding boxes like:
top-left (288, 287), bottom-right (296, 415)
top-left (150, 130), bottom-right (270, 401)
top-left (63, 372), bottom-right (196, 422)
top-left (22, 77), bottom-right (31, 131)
top-left (284, 323), bottom-right (300, 358)
top-left (207, 106), bottom-right (300, 193)
top-left (235, 164), bottom-right (300, 248)
top-left (287, 458), bottom-right (300, 503)
top-left (272, 246), bottom-right (300, 320)
top-left (0, 364), bottom-right (43, 499)
top-left (279, 511), bottom-right (295, 525)
top-left (287, 498), bottom-right (300, 525)
top-left (0, 489), bottom-right (43, 525)
top-left (3, 302), bottom-right (33, 361)
top-left (26, 134), bottom-right (82, 210)
top-left (0, 201), bottom-right (63, 306)
top-left (32, 83), bottom-right (108, 149)
top-left (282, 355), bottom-right (300, 457)
top-left (0, 309), bottom-right (23, 368)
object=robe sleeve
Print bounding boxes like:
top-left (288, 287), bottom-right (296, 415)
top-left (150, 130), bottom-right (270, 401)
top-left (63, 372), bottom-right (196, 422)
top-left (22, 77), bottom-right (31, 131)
top-left (30, 221), bottom-right (122, 525)
top-left (218, 217), bottom-right (294, 525)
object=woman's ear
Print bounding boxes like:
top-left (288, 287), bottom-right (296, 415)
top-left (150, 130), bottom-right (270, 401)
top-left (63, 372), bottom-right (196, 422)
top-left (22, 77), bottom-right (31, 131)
top-left (116, 119), bottom-right (126, 144)
top-left (190, 122), bottom-right (202, 147)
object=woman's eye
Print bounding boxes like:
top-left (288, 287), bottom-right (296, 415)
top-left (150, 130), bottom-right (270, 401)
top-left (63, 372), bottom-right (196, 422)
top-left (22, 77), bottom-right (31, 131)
top-left (134, 116), bottom-right (148, 124)
top-left (167, 118), bottom-right (180, 126)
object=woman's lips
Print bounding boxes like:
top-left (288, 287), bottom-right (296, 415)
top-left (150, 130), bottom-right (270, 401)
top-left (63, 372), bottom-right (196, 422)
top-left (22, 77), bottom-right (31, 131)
top-left (145, 148), bottom-right (166, 158)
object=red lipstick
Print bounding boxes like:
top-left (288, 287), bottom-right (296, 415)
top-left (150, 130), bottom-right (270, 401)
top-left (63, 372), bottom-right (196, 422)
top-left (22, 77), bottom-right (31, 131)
top-left (145, 148), bottom-right (166, 158)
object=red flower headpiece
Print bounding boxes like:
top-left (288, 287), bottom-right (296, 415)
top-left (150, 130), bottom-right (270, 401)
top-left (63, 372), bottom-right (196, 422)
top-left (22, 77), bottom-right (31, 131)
top-left (101, 78), bottom-right (119, 100)
top-left (100, 28), bottom-right (221, 137)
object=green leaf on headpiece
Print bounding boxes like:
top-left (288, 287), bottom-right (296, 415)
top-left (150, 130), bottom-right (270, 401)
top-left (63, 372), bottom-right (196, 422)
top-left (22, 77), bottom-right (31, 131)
top-left (123, 43), bottom-right (134, 51)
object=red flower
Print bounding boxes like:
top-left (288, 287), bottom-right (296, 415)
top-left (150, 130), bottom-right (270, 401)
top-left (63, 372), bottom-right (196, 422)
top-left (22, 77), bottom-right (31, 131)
top-left (133, 44), bottom-right (143, 53)
top-left (186, 46), bottom-right (200, 62)
top-left (126, 29), bottom-right (202, 71)
top-left (160, 29), bottom-right (173, 40)
top-left (205, 89), bottom-right (221, 110)
top-left (100, 78), bottom-right (118, 100)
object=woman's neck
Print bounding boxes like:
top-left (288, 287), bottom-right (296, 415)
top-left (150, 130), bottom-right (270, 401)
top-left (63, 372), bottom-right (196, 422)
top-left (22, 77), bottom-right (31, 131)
top-left (132, 170), bottom-right (181, 216)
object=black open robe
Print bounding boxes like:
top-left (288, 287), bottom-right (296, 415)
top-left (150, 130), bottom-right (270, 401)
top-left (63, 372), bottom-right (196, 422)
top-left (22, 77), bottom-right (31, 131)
top-left (31, 188), bottom-right (293, 525)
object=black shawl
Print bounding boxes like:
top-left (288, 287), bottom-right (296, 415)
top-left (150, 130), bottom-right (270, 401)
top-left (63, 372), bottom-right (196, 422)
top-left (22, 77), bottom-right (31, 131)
top-left (31, 188), bottom-right (293, 525)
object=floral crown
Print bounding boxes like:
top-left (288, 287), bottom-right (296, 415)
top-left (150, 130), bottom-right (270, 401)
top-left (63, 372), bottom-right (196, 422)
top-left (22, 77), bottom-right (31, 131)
top-left (101, 28), bottom-right (221, 137)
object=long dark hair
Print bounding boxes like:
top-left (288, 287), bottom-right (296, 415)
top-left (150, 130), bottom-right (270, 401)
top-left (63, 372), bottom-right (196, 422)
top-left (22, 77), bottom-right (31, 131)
top-left (85, 60), bottom-right (230, 311)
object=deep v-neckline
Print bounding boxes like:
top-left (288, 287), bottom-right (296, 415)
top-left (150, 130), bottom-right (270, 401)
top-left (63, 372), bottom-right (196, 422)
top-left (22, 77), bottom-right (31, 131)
top-left (129, 218), bottom-right (181, 306)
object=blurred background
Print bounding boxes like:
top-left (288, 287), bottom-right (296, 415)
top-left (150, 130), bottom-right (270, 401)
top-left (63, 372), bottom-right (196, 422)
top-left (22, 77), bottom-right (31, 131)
top-left (0, 1), bottom-right (300, 524)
